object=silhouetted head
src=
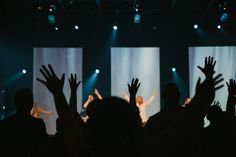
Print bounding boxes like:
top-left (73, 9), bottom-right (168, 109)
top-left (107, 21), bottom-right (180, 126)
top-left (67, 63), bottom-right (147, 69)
top-left (87, 97), bottom-right (141, 150)
top-left (14, 88), bottom-right (33, 114)
top-left (136, 96), bottom-right (143, 106)
top-left (206, 105), bottom-right (223, 124)
top-left (162, 82), bottom-right (180, 106)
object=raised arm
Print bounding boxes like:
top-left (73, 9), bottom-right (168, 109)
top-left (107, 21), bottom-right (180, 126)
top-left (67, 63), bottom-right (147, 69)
top-left (94, 88), bottom-right (103, 100)
top-left (144, 91), bottom-right (157, 106)
top-left (225, 79), bottom-right (236, 127)
top-left (128, 78), bottom-right (142, 125)
top-left (37, 65), bottom-right (68, 117)
top-left (68, 74), bottom-right (81, 113)
top-left (37, 65), bottom-right (86, 157)
top-left (39, 107), bottom-right (53, 115)
top-left (141, 56), bottom-right (224, 157)
top-left (83, 95), bottom-right (94, 109)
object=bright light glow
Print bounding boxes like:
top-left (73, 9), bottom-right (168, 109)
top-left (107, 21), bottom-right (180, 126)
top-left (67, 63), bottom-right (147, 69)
top-left (95, 69), bottom-right (100, 74)
top-left (134, 14), bottom-right (141, 23)
top-left (172, 68), bottom-right (176, 72)
top-left (113, 25), bottom-right (118, 30)
top-left (194, 24), bottom-right (198, 29)
top-left (48, 14), bottom-right (55, 24)
top-left (22, 69), bottom-right (27, 74)
top-left (3, 106), bottom-right (5, 110)
top-left (74, 25), bottom-right (79, 30)
top-left (217, 25), bottom-right (221, 29)
top-left (55, 26), bottom-right (59, 31)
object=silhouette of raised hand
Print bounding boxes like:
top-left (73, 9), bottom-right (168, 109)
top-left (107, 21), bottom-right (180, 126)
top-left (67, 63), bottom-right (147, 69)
top-left (37, 64), bottom-right (65, 93)
top-left (226, 79), bottom-right (236, 97)
top-left (213, 101), bottom-right (221, 107)
top-left (193, 57), bottom-right (224, 116)
top-left (69, 74), bottom-right (81, 92)
top-left (128, 78), bottom-right (141, 97)
top-left (197, 56), bottom-right (216, 78)
top-left (226, 79), bottom-right (236, 104)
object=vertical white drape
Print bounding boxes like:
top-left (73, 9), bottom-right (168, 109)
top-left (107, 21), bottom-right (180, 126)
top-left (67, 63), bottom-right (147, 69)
top-left (33, 48), bottom-right (83, 134)
top-left (111, 47), bottom-right (161, 117)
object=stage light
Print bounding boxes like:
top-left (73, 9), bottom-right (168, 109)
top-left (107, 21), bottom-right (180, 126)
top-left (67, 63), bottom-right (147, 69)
top-left (134, 14), bottom-right (141, 23)
top-left (37, 6), bottom-right (42, 10)
top-left (49, 4), bottom-right (56, 12)
top-left (194, 24), bottom-right (198, 29)
top-left (48, 14), bottom-right (55, 24)
top-left (54, 26), bottom-right (59, 31)
top-left (1, 90), bottom-right (5, 94)
top-left (172, 68), bottom-right (176, 72)
top-left (22, 69), bottom-right (27, 74)
top-left (220, 13), bottom-right (229, 22)
top-left (74, 25), bottom-right (79, 30)
top-left (217, 25), bottom-right (221, 29)
top-left (3, 106), bottom-right (5, 110)
top-left (95, 69), bottom-right (100, 74)
top-left (113, 25), bottom-right (118, 30)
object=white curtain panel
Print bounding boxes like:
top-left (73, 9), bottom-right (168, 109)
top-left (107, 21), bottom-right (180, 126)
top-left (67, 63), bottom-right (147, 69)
top-left (111, 47), bottom-right (161, 117)
top-left (33, 48), bottom-right (83, 134)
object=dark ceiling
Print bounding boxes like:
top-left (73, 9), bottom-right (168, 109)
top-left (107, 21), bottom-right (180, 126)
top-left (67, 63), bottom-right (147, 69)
top-left (1, 0), bottom-right (236, 34)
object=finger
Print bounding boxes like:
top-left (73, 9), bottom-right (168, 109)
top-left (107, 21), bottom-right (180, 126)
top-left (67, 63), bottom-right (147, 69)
top-left (210, 56), bottom-right (213, 65)
top-left (134, 78), bottom-right (139, 85)
top-left (128, 84), bottom-right (131, 91)
top-left (74, 74), bottom-right (77, 81)
top-left (197, 66), bottom-right (204, 72)
top-left (213, 74), bottom-right (223, 81)
top-left (40, 69), bottom-right (49, 79)
top-left (205, 57), bottom-right (207, 66)
top-left (131, 78), bottom-right (134, 85)
top-left (215, 84), bottom-right (224, 91)
top-left (70, 73), bottom-right (73, 80)
top-left (61, 73), bottom-right (65, 84)
top-left (68, 78), bottom-right (71, 83)
top-left (212, 60), bottom-right (216, 68)
top-left (137, 83), bottom-right (141, 89)
top-left (42, 65), bottom-right (52, 77)
top-left (48, 64), bottom-right (56, 77)
top-left (214, 78), bottom-right (224, 86)
top-left (37, 78), bottom-right (46, 85)
top-left (226, 82), bottom-right (229, 87)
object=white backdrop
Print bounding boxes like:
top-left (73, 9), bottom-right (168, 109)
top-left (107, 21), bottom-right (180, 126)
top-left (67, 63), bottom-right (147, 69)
top-left (33, 48), bottom-right (83, 134)
top-left (111, 47), bottom-right (161, 117)
top-left (189, 47), bottom-right (236, 126)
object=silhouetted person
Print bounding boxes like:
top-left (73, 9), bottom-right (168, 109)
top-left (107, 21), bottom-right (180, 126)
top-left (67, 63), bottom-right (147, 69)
top-left (145, 82), bottom-right (185, 139)
top-left (202, 102), bottom-right (227, 157)
top-left (0, 88), bottom-right (48, 157)
top-left (48, 117), bottom-right (66, 157)
top-left (86, 97), bottom-right (142, 157)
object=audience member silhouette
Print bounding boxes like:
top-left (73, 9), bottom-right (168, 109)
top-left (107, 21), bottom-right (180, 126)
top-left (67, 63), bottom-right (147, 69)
top-left (0, 88), bottom-right (48, 157)
top-left (48, 117), bottom-right (66, 157)
top-left (145, 82), bottom-right (185, 139)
